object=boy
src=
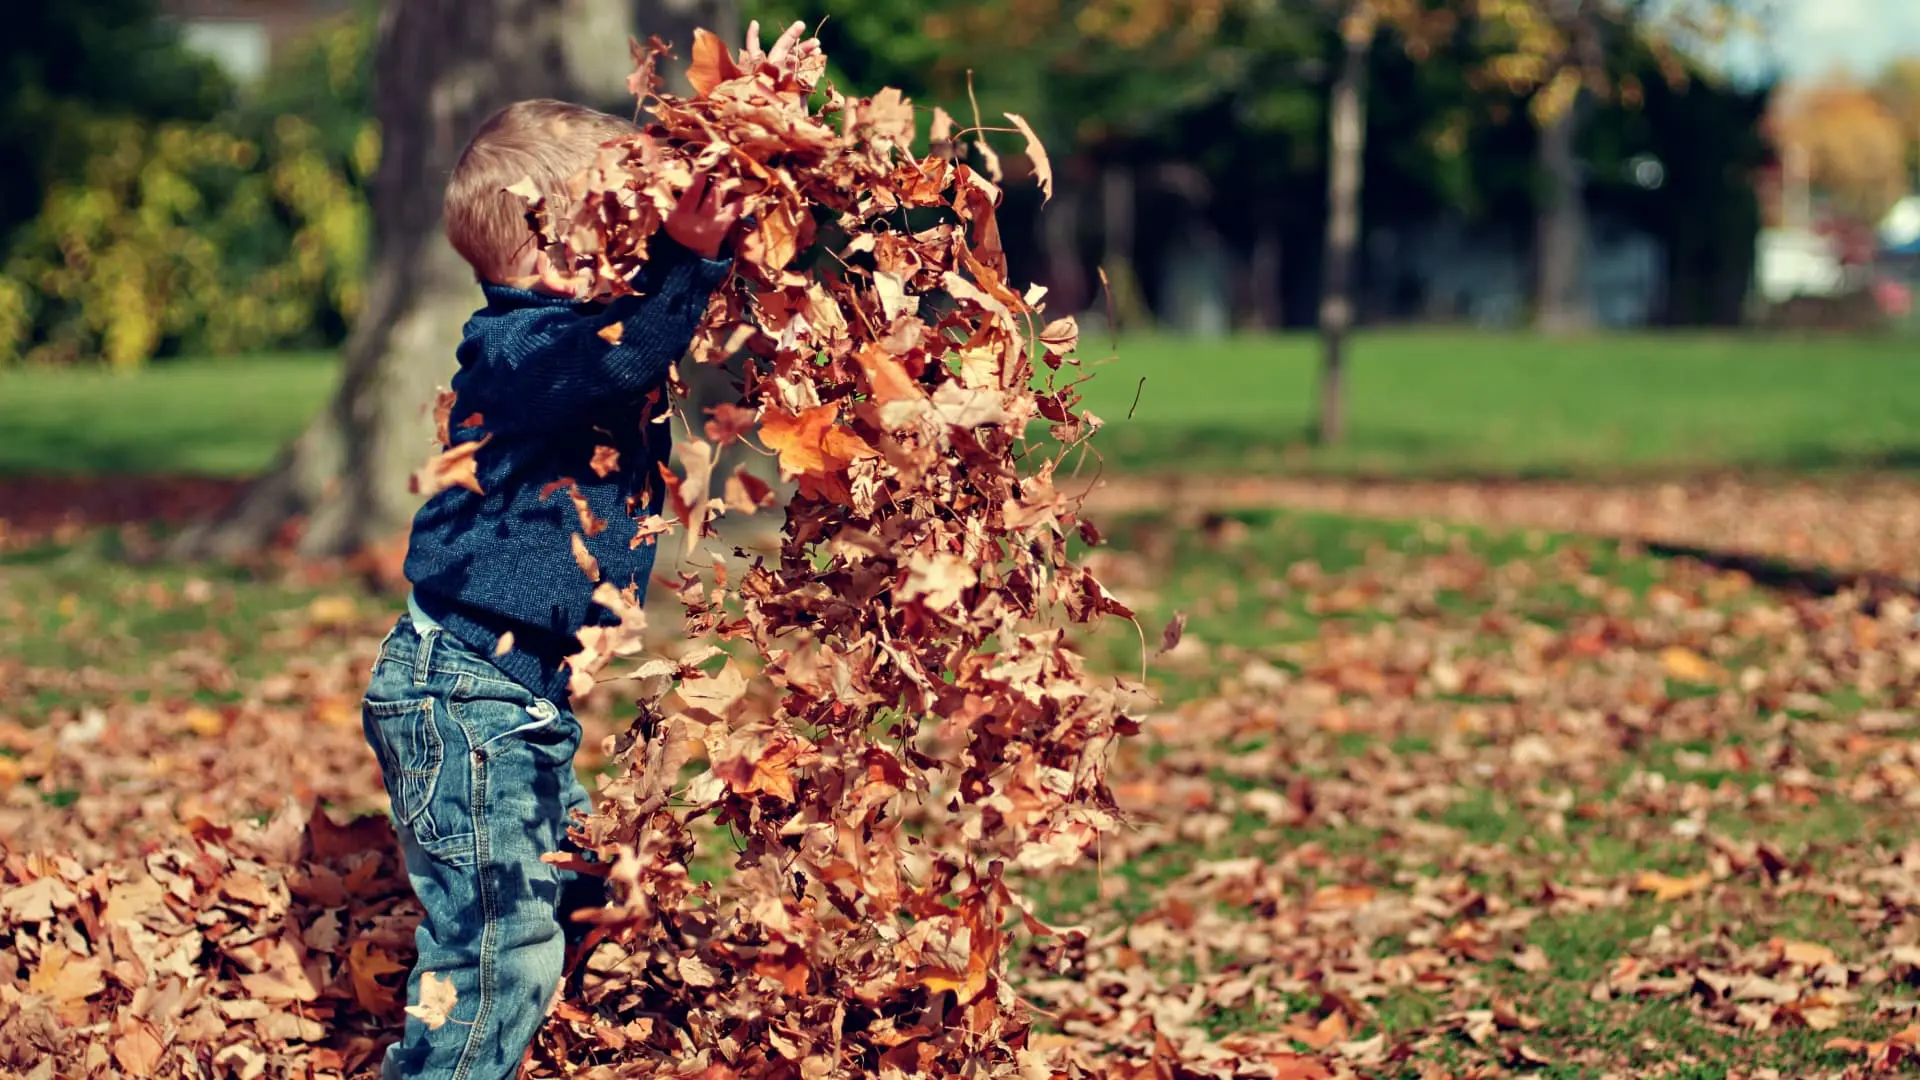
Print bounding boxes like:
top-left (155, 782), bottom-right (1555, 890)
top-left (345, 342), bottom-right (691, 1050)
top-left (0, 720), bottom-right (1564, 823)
top-left (361, 23), bottom-right (814, 1080)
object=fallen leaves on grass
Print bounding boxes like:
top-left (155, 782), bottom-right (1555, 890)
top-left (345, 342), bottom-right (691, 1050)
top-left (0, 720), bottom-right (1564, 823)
top-left (10, 512), bottom-right (1920, 1074)
top-left (0, 799), bottom-right (415, 1077)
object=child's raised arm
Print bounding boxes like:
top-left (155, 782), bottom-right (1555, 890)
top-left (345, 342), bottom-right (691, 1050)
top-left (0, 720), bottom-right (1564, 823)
top-left (458, 243), bottom-right (731, 431)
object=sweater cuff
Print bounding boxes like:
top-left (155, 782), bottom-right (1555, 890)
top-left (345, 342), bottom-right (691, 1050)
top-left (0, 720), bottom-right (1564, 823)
top-left (620, 246), bottom-right (732, 332)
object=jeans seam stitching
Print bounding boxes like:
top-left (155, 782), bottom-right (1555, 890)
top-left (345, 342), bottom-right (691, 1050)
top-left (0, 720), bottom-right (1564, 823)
top-left (414, 699), bottom-right (446, 845)
top-left (452, 715), bottom-right (495, 1080)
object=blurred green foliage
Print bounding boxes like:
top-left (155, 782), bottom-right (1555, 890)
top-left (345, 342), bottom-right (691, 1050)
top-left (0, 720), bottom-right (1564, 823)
top-left (0, 5), bottom-right (374, 368)
top-left (0, 1), bottom-right (1773, 367)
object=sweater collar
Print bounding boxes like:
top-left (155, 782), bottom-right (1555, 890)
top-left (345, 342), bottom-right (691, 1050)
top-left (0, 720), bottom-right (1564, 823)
top-left (478, 281), bottom-right (586, 312)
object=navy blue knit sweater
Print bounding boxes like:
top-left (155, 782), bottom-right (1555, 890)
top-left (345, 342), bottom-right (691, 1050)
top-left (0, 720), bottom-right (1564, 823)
top-left (404, 240), bottom-right (732, 703)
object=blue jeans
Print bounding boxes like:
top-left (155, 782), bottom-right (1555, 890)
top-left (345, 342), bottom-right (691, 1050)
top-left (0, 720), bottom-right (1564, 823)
top-left (362, 611), bottom-right (596, 1080)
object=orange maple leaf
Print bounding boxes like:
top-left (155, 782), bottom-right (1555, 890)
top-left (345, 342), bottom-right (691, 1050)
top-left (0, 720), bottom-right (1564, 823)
top-left (759, 404), bottom-right (878, 496)
top-left (712, 728), bottom-right (815, 803)
top-left (28, 943), bottom-right (104, 1024)
top-left (1634, 869), bottom-right (1713, 902)
top-left (410, 437), bottom-right (489, 498)
top-left (111, 1019), bottom-right (165, 1076)
top-left (686, 28), bottom-right (742, 97)
top-left (349, 939), bottom-right (408, 1015)
top-left (853, 343), bottom-right (922, 404)
top-left (1279, 1010), bottom-right (1350, 1051)
top-left (759, 404), bottom-right (840, 478)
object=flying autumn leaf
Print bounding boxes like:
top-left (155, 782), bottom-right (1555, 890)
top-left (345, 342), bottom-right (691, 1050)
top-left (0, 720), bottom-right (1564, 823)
top-left (1037, 316), bottom-right (1078, 361)
top-left (759, 403), bottom-right (878, 503)
top-left (1157, 612), bottom-right (1188, 655)
top-left (759, 404), bottom-right (840, 479)
top-left (406, 971), bottom-right (460, 1030)
top-left (755, 201), bottom-right (805, 270)
top-left (410, 437), bottom-right (490, 498)
top-left (667, 439), bottom-right (718, 559)
top-left (723, 467), bottom-right (774, 514)
top-left (571, 532), bottom-right (601, 582)
top-left (901, 552), bottom-right (977, 612)
top-left (704, 402), bottom-right (758, 446)
top-left (685, 28), bottom-right (741, 97)
top-left (853, 343), bottom-right (922, 403)
top-left (1004, 113), bottom-right (1052, 202)
top-left (676, 659), bottom-right (749, 719)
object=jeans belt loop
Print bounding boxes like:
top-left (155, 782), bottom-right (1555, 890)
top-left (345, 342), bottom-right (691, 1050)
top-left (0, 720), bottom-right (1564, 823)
top-left (411, 627), bottom-right (437, 688)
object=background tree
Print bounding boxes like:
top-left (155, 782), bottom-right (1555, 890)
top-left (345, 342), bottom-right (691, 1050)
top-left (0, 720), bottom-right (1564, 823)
top-left (1316, 0), bottom-right (1375, 445)
top-left (1305, 0), bottom-right (1762, 442)
top-left (0, 2), bottom-right (228, 249)
top-left (1874, 57), bottom-right (1920, 187)
top-left (1771, 79), bottom-right (1909, 227)
top-left (175, 0), bottom-right (662, 559)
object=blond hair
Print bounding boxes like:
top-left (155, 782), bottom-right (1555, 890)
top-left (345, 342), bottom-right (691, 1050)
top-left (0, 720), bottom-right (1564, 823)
top-left (444, 99), bottom-right (638, 282)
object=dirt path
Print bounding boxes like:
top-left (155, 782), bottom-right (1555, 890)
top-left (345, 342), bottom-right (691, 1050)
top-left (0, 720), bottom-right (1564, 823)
top-left (1078, 473), bottom-right (1920, 582)
top-left (6, 472), bottom-right (1918, 585)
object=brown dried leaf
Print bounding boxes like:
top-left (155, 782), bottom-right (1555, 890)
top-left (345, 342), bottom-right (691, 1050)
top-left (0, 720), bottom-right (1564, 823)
top-left (1634, 870), bottom-right (1713, 902)
top-left (405, 971), bottom-right (459, 1030)
top-left (410, 437), bottom-right (490, 498)
top-left (1157, 612), bottom-right (1188, 655)
top-left (685, 28), bottom-right (741, 97)
top-left (1004, 113), bottom-right (1051, 201)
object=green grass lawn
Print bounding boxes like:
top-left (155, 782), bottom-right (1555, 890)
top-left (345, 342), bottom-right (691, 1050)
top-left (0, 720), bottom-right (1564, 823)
top-left (1077, 330), bottom-right (1920, 476)
top-left (0, 352), bottom-right (337, 476)
top-left (3, 332), bottom-right (1917, 479)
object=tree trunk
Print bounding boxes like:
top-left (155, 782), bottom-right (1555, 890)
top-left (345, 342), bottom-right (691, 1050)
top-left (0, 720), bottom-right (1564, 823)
top-left (1533, 92), bottom-right (1591, 334)
top-left (1533, 0), bottom-right (1599, 335)
top-left (1041, 183), bottom-right (1088, 315)
top-left (1099, 164), bottom-right (1152, 330)
top-left (1315, 1), bottom-right (1374, 446)
top-left (174, 0), bottom-right (705, 561)
top-left (1241, 209), bottom-right (1283, 330)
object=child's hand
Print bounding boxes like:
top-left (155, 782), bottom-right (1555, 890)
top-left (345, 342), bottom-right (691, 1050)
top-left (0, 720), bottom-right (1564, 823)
top-left (741, 19), bottom-right (822, 91)
top-left (664, 169), bottom-right (742, 260)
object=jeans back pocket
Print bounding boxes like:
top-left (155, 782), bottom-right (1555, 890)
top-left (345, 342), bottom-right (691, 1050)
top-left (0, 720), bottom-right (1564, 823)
top-left (363, 697), bottom-right (444, 834)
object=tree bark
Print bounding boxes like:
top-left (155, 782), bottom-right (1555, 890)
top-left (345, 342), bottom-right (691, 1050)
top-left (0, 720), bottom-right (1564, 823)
top-left (1241, 210), bottom-right (1283, 331)
top-left (1099, 164), bottom-right (1152, 330)
top-left (1315, 1), bottom-right (1374, 446)
top-left (1533, 92), bottom-right (1591, 334)
top-left (175, 0), bottom-right (709, 560)
top-left (1533, 0), bottom-right (1600, 335)
top-left (1041, 182), bottom-right (1088, 315)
